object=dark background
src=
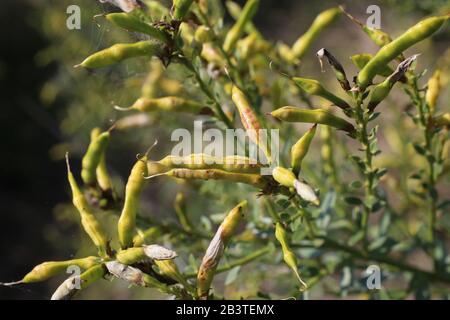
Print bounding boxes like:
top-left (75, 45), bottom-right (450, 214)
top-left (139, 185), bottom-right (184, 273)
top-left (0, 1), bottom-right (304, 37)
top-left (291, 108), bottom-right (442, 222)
top-left (0, 0), bottom-right (447, 299)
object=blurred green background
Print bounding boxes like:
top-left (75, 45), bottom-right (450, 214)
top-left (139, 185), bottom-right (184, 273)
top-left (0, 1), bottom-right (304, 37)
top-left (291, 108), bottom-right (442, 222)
top-left (0, 0), bottom-right (448, 299)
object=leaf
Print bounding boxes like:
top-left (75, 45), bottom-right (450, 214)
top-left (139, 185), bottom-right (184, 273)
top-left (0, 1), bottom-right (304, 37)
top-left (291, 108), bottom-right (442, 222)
top-left (345, 196), bottom-right (363, 205)
top-left (225, 266), bottom-right (241, 285)
top-left (413, 143), bottom-right (426, 155)
top-left (368, 112), bottom-right (381, 122)
top-left (348, 231), bottom-right (364, 246)
top-left (349, 180), bottom-right (363, 189)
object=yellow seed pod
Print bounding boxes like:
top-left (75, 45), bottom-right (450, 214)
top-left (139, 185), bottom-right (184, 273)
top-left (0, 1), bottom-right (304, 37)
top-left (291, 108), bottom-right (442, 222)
top-left (291, 125), bottom-right (317, 176)
top-left (115, 96), bottom-right (205, 114)
top-left (291, 7), bottom-right (340, 60)
top-left (195, 26), bottom-right (214, 44)
top-left (275, 223), bottom-right (307, 291)
top-left (426, 70), bottom-right (441, 115)
top-left (272, 167), bottom-right (296, 188)
top-left (434, 113), bottom-right (450, 127)
top-left (201, 42), bottom-right (226, 67)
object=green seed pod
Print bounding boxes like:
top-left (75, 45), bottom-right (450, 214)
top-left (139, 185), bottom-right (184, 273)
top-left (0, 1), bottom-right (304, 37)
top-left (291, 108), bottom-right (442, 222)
top-left (115, 96), bottom-right (206, 114)
top-left (195, 26), bottom-right (214, 44)
top-left (77, 40), bottom-right (162, 69)
top-left (154, 259), bottom-right (194, 293)
top-left (426, 70), bottom-right (441, 115)
top-left (197, 201), bottom-right (246, 299)
top-left (148, 168), bottom-right (269, 190)
top-left (275, 222), bottom-right (307, 291)
top-left (116, 245), bottom-right (177, 264)
top-left (226, 0), bottom-right (261, 36)
top-left (81, 130), bottom-right (110, 186)
top-left (51, 264), bottom-right (106, 300)
top-left (350, 53), bottom-right (394, 78)
top-left (291, 7), bottom-right (340, 60)
top-left (157, 154), bottom-right (262, 173)
top-left (118, 148), bottom-right (152, 249)
top-left (146, 0), bottom-right (171, 20)
top-left (291, 125), bottom-right (317, 176)
top-left (271, 107), bottom-right (355, 134)
top-left (357, 15), bottom-right (448, 90)
top-left (90, 128), bottom-right (114, 196)
top-left (172, 0), bottom-right (195, 20)
top-left (340, 7), bottom-right (392, 47)
top-left (316, 48), bottom-right (351, 91)
top-left (5, 257), bottom-right (100, 285)
top-left (106, 13), bottom-right (169, 43)
top-left (174, 192), bottom-right (194, 232)
top-left (434, 113), bottom-right (450, 127)
top-left (292, 77), bottom-right (350, 110)
top-left (272, 166), bottom-right (296, 188)
top-left (368, 54), bottom-right (418, 112)
top-left (66, 154), bottom-right (109, 257)
top-left (223, 0), bottom-right (260, 53)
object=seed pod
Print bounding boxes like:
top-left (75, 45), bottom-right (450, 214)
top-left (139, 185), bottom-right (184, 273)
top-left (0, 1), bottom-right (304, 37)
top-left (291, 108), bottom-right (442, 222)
top-left (147, 168), bottom-right (268, 190)
top-left (357, 15), bottom-right (448, 90)
top-left (272, 167), bottom-right (319, 205)
top-left (226, 0), bottom-right (260, 35)
top-left (201, 42), bottom-right (225, 67)
top-left (195, 26), bottom-right (214, 44)
top-left (174, 192), bottom-right (194, 232)
top-left (271, 107), bottom-right (355, 134)
top-left (4, 257), bottom-right (100, 285)
top-left (81, 130), bottom-right (110, 186)
top-left (237, 32), bottom-right (269, 59)
top-left (275, 222), bottom-right (307, 291)
top-left (350, 53), bottom-right (394, 78)
top-left (426, 70), bottom-right (441, 115)
top-left (434, 113), bottom-right (450, 128)
top-left (154, 259), bottom-right (194, 293)
top-left (231, 85), bottom-right (271, 160)
top-left (292, 77), bottom-right (350, 110)
top-left (197, 201), bottom-right (247, 299)
top-left (105, 261), bottom-right (169, 292)
top-left (272, 166), bottom-right (296, 188)
top-left (291, 7), bottom-right (340, 60)
top-left (368, 54), bottom-right (418, 112)
top-left (51, 264), bottom-right (106, 300)
top-left (90, 128), bottom-right (114, 196)
top-left (157, 154), bottom-right (261, 173)
top-left (66, 154), bottom-right (109, 257)
top-left (223, 0), bottom-right (260, 53)
top-left (172, 0), bottom-right (195, 20)
top-left (106, 13), bottom-right (169, 43)
top-left (316, 48), bottom-right (351, 91)
top-left (116, 245), bottom-right (177, 265)
top-left (118, 143), bottom-right (157, 249)
top-left (340, 6), bottom-right (392, 47)
top-left (76, 40), bottom-right (163, 69)
top-left (293, 180), bottom-right (320, 206)
top-left (133, 226), bottom-right (160, 246)
top-left (115, 96), bottom-right (206, 114)
top-left (291, 125), bottom-right (317, 176)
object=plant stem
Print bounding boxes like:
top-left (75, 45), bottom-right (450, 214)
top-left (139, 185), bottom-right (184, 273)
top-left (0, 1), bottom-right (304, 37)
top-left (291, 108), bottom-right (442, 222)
top-left (317, 236), bottom-right (450, 284)
top-left (407, 76), bottom-right (438, 266)
top-left (353, 92), bottom-right (374, 248)
top-left (185, 246), bottom-right (270, 278)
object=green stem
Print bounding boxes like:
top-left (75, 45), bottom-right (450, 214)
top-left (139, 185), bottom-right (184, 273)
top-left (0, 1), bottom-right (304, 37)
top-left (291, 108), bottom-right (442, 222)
top-left (354, 92), bottom-right (373, 248)
top-left (185, 246), bottom-right (270, 278)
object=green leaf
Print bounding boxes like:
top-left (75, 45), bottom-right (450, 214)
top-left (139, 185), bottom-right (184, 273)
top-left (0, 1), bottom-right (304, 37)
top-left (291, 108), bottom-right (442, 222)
top-left (345, 196), bottom-right (363, 205)
top-left (225, 266), bottom-right (241, 286)
top-left (349, 181), bottom-right (363, 189)
top-left (413, 143), bottom-right (426, 155)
